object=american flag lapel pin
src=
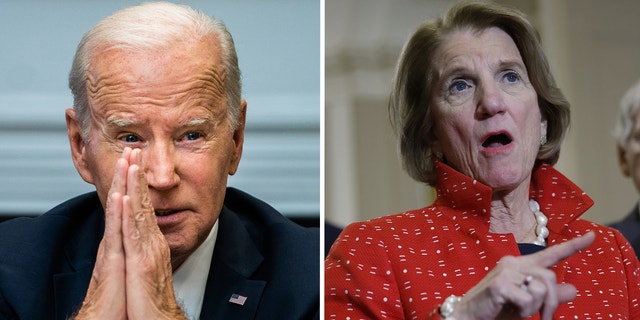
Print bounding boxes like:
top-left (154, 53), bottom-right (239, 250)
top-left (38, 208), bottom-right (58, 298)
top-left (229, 293), bottom-right (248, 306)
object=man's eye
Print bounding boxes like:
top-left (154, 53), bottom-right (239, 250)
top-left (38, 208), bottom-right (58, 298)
top-left (122, 134), bottom-right (140, 143)
top-left (185, 132), bottom-right (202, 141)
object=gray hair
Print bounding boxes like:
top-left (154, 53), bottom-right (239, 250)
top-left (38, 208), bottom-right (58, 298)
top-left (613, 79), bottom-right (640, 149)
top-left (68, 1), bottom-right (242, 138)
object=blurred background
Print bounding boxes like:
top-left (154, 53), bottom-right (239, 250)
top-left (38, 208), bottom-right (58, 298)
top-left (0, 0), bottom-right (320, 225)
top-left (326, 0), bottom-right (640, 229)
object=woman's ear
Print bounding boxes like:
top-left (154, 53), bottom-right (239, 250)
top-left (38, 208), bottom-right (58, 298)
top-left (539, 119), bottom-right (548, 146)
top-left (428, 130), bottom-right (443, 160)
top-left (65, 108), bottom-right (94, 184)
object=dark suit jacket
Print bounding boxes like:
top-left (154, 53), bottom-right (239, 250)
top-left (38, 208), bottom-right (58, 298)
top-left (609, 204), bottom-right (640, 258)
top-left (0, 188), bottom-right (319, 320)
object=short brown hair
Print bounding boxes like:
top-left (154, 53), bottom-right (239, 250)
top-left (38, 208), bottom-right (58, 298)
top-left (389, 1), bottom-right (570, 186)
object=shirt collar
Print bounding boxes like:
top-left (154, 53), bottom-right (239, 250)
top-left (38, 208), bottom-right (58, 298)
top-left (172, 221), bottom-right (218, 319)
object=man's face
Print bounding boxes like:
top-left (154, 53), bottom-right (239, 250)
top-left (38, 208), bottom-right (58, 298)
top-left (619, 110), bottom-right (640, 195)
top-left (67, 35), bottom-right (245, 265)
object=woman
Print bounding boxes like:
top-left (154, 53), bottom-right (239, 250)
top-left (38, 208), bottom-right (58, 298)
top-left (324, 2), bottom-right (640, 320)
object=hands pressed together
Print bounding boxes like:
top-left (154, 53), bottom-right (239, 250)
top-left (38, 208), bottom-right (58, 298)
top-left (73, 148), bottom-right (186, 320)
top-left (449, 231), bottom-right (595, 320)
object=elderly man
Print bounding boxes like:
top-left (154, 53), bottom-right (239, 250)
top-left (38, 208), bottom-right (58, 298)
top-left (610, 78), bottom-right (640, 257)
top-left (0, 2), bottom-right (318, 319)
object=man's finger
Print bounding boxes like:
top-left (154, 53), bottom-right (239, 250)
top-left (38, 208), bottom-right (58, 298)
top-left (103, 191), bottom-right (124, 254)
top-left (122, 150), bottom-right (158, 257)
top-left (131, 149), bottom-right (155, 229)
top-left (107, 149), bottom-right (131, 199)
top-left (129, 147), bottom-right (142, 167)
top-left (122, 195), bottom-right (140, 242)
top-left (128, 164), bottom-right (155, 227)
top-left (103, 152), bottom-right (129, 254)
top-left (122, 147), bottom-right (133, 167)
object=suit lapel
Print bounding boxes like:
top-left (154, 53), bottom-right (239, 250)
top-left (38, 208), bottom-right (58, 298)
top-left (52, 266), bottom-right (94, 320)
top-left (199, 207), bottom-right (266, 319)
top-left (52, 203), bottom-right (103, 320)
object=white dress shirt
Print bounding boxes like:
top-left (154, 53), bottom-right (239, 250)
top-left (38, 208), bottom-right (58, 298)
top-left (172, 222), bottom-right (218, 320)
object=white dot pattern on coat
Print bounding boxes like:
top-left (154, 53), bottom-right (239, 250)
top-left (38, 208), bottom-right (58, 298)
top-left (325, 162), bottom-right (640, 319)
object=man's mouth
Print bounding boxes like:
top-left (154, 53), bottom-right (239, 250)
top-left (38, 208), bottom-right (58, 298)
top-left (155, 210), bottom-right (179, 217)
top-left (482, 133), bottom-right (512, 148)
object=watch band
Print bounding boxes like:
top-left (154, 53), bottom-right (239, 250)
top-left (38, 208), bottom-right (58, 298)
top-left (439, 294), bottom-right (461, 319)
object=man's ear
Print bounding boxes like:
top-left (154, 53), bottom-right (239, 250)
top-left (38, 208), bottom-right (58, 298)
top-left (66, 108), bottom-right (94, 184)
top-left (618, 145), bottom-right (632, 178)
top-left (228, 100), bottom-right (246, 175)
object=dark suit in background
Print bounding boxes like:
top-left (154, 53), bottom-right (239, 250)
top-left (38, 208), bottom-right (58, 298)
top-left (0, 188), bottom-right (319, 320)
top-left (610, 204), bottom-right (640, 257)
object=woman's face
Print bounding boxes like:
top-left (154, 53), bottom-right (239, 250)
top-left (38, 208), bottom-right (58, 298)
top-left (430, 27), bottom-right (547, 192)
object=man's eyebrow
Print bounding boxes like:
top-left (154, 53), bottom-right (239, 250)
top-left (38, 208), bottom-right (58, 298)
top-left (182, 117), bottom-right (214, 127)
top-left (104, 116), bottom-right (215, 129)
top-left (106, 116), bottom-right (135, 127)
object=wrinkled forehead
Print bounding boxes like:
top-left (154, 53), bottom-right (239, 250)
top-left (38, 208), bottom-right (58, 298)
top-left (85, 36), bottom-right (226, 112)
top-left (435, 27), bottom-right (521, 65)
top-left (90, 36), bottom-right (221, 86)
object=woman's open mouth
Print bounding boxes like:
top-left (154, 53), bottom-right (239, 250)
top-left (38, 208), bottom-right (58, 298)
top-left (482, 133), bottom-right (512, 148)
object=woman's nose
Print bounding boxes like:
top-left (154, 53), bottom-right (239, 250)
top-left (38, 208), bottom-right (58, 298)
top-left (476, 81), bottom-right (507, 118)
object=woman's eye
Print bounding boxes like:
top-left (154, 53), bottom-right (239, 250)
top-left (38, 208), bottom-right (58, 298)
top-left (450, 80), bottom-right (470, 93)
top-left (504, 71), bottom-right (520, 83)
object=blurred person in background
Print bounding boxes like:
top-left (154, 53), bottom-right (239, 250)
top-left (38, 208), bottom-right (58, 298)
top-left (610, 78), bottom-right (640, 257)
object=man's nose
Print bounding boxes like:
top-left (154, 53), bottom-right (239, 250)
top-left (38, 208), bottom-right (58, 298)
top-left (143, 144), bottom-right (180, 191)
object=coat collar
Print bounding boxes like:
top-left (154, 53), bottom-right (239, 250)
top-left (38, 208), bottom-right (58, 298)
top-left (433, 159), bottom-right (594, 235)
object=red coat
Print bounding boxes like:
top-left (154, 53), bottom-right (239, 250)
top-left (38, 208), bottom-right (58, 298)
top-left (325, 161), bottom-right (640, 319)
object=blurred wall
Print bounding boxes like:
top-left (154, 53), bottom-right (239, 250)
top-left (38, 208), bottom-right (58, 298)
top-left (325, 0), bottom-right (640, 227)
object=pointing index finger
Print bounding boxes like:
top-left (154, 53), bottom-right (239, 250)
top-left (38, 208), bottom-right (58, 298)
top-left (531, 231), bottom-right (595, 268)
